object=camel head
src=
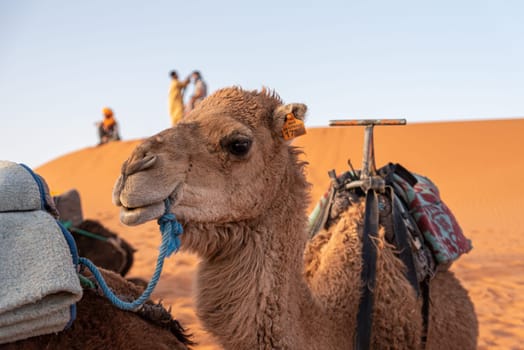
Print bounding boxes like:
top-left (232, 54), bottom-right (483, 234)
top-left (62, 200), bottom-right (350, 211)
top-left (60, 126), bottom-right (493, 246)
top-left (113, 87), bottom-right (307, 229)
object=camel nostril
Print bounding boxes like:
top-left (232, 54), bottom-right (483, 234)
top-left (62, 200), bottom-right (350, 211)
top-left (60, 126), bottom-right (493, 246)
top-left (141, 154), bottom-right (157, 170)
top-left (125, 154), bottom-right (157, 176)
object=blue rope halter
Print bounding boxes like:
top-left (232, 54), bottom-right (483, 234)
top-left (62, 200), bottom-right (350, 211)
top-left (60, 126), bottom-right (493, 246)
top-left (78, 198), bottom-right (183, 311)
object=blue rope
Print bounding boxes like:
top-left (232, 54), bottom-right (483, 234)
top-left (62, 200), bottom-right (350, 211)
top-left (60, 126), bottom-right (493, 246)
top-left (79, 199), bottom-right (183, 311)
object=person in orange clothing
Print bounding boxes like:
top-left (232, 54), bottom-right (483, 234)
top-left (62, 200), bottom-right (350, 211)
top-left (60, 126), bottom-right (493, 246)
top-left (168, 70), bottom-right (190, 126)
top-left (96, 107), bottom-right (121, 145)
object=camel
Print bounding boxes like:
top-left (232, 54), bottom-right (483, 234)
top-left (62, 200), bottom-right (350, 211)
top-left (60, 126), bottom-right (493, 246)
top-left (71, 219), bottom-right (136, 276)
top-left (112, 86), bottom-right (478, 349)
top-left (3, 268), bottom-right (192, 350)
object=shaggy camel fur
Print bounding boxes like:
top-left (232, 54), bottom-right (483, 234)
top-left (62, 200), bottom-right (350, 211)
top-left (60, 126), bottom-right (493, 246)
top-left (113, 87), bottom-right (478, 349)
top-left (3, 269), bottom-right (191, 350)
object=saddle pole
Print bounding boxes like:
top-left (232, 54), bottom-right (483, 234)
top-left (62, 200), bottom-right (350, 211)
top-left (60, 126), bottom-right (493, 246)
top-left (329, 119), bottom-right (406, 181)
top-left (329, 118), bottom-right (406, 350)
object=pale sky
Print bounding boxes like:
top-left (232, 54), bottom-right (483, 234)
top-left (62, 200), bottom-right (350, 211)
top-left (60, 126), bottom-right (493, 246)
top-left (1, 0), bottom-right (523, 168)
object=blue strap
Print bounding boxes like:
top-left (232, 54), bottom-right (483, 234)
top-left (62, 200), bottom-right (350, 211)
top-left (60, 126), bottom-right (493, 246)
top-left (19, 164), bottom-right (46, 210)
top-left (56, 220), bottom-right (80, 269)
top-left (79, 199), bottom-right (182, 311)
top-left (57, 220), bottom-right (80, 329)
top-left (19, 164), bottom-right (81, 329)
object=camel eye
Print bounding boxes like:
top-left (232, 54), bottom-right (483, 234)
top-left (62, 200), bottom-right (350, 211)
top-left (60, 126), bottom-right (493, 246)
top-left (224, 138), bottom-right (252, 157)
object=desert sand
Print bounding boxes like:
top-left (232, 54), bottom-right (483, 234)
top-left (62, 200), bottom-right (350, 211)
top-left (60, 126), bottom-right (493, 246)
top-left (34, 118), bottom-right (524, 350)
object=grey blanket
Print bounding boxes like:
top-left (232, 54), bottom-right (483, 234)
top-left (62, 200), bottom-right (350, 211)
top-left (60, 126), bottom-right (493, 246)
top-left (0, 161), bottom-right (82, 344)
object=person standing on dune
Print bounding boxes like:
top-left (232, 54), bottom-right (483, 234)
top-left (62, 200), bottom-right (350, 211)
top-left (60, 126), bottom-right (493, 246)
top-left (186, 70), bottom-right (207, 114)
top-left (168, 70), bottom-right (190, 126)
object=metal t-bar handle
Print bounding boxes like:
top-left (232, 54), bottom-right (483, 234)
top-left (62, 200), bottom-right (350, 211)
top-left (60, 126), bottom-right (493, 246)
top-left (329, 119), bottom-right (406, 179)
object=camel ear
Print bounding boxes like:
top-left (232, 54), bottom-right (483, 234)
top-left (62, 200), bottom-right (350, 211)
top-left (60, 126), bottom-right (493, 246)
top-left (273, 103), bottom-right (307, 141)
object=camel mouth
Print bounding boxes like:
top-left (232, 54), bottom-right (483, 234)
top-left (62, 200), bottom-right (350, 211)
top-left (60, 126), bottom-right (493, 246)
top-left (120, 201), bottom-right (166, 226)
top-left (119, 184), bottom-right (183, 226)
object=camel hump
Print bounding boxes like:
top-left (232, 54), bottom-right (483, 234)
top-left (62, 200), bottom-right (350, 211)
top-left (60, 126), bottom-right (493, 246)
top-left (309, 162), bottom-right (472, 269)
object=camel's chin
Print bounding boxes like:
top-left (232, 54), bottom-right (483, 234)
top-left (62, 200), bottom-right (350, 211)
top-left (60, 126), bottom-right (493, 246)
top-left (119, 201), bottom-right (165, 226)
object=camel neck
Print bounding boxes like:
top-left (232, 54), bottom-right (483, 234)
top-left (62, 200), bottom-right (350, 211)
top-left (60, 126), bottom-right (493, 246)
top-left (193, 155), bottom-right (320, 349)
top-left (195, 213), bottom-right (313, 348)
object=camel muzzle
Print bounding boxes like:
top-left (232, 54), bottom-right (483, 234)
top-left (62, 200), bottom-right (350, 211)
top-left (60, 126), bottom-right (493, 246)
top-left (112, 154), bottom-right (158, 207)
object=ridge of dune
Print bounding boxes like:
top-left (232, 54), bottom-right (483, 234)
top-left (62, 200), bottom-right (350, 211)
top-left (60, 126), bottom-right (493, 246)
top-left (34, 118), bottom-right (524, 349)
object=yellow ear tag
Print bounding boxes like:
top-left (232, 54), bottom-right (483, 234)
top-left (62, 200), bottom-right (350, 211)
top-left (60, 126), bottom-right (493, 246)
top-left (282, 112), bottom-right (306, 141)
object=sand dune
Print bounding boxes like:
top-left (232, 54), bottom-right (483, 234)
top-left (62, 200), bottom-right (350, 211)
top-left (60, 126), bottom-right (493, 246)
top-left (35, 119), bottom-right (524, 349)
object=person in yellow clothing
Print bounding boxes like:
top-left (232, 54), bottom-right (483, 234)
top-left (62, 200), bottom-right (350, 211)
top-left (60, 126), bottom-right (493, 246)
top-left (168, 70), bottom-right (190, 126)
top-left (96, 107), bottom-right (121, 145)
